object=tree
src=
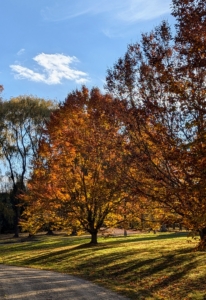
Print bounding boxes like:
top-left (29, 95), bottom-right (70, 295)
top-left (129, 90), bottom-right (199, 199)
top-left (0, 85), bottom-right (3, 97)
top-left (105, 0), bottom-right (206, 249)
top-left (0, 191), bottom-right (14, 233)
top-left (22, 87), bottom-right (129, 244)
top-left (0, 96), bottom-right (56, 237)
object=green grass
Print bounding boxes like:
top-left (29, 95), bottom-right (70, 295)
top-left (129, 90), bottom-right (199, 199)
top-left (0, 232), bottom-right (206, 300)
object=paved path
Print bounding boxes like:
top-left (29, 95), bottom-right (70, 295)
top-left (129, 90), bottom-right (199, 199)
top-left (0, 265), bottom-right (129, 300)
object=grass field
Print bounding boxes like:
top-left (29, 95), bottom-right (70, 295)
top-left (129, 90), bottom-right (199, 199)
top-left (0, 232), bottom-right (206, 300)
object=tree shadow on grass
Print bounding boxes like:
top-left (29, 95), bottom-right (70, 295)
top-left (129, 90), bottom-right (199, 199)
top-left (0, 236), bottom-right (92, 252)
top-left (101, 232), bottom-right (190, 245)
top-left (13, 234), bottom-right (195, 268)
top-left (81, 247), bottom-right (205, 299)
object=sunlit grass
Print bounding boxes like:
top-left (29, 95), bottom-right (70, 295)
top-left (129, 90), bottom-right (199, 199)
top-left (0, 232), bottom-right (206, 299)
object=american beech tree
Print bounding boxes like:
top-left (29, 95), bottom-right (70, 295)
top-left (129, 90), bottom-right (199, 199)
top-left (105, 0), bottom-right (206, 249)
top-left (22, 87), bottom-right (129, 244)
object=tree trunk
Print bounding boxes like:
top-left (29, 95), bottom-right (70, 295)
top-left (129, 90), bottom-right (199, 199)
top-left (13, 223), bottom-right (19, 238)
top-left (90, 231), bottom-right (98, 245)
top-left (12, 184), bottom-right (24, 238)
top-left (70, 227), bottom-right (77, 236)
top-left (46, 229), bottom-right (54, 235)
top-left (198, 227), bottom-right (206, 250)
top-left (13, 205), bottom-right (20, 238)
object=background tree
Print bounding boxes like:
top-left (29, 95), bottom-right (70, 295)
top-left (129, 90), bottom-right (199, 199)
top-left (105, 0), bottom-right (206, 249)
top-left (22, 87), bottom-right (129, 244)
top-left (0, 96), bottom-right (56, 237)
top-left (0, 191), bottom-right (14, 233)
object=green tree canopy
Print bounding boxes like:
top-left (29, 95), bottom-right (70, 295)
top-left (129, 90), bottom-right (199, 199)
top-left (0, 95), bottom-right (56, 237)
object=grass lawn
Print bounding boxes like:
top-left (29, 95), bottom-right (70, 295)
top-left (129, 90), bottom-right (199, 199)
top-left (0, 232), bottom-right (206, 300)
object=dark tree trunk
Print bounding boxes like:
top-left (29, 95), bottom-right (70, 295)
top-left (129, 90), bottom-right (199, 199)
top-left (11, 184), bottom-right (19, 238)
top-left (90, 231), bottom-right (98, 245)
top-left (198, 227), bottom-right (206, 250)
top-left (13, 224), bottom-right (19, 238)
top-left (46, 229), bottom-right (54, 235)
top-left (70, 227), bottom-right (77, 236)
top-left (13, 203), bottom-right (20, 238)
top-left (12, 183), bottom-right (24, 238)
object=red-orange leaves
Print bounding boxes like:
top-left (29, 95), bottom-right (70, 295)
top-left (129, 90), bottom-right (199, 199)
top-left (105, 0), bottom-right (206, 249)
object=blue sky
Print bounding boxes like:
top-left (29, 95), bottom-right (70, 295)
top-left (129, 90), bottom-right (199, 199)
top-left (1, 0), bottom-right (174, 102)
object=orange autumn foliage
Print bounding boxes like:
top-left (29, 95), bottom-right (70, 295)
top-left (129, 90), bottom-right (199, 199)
top-left (22, 87), bottom-right (130, 244)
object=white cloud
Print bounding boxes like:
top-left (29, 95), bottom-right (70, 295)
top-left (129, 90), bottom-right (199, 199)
top-left (10, 53), bottom-right (89, 85)
top-left (17, 48), bottom-right (25, 56)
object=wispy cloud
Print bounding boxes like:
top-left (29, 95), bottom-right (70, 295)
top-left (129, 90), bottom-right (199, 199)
top-left (10, 53), bottom-right (89, 85)
top-left (41, 0), bottom-right (171, 23)
top-left (41, 3), bottom-right (91, 22)
top-left (17, 48), bottom-right (25, 56)
top-left (116, 0), bottom-right (171, 23)
top-left (41, 0), bottom-right (171, 38)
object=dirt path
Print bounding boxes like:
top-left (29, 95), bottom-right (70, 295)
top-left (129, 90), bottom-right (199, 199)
top-left (0, 265), bottom-right (129, 300)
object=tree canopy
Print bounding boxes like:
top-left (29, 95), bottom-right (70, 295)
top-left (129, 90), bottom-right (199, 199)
top-left (105, 0), bottom-right (206, 249)
top-left (22, 87), bottom-right (129, 244)
top-left (0, 96), bottom-right (56, 236)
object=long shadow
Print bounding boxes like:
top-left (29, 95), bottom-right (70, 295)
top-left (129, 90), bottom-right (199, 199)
top-left (8, 237), bottom-right (195, 267)
top-left (14, 242), bottom-right (114, 267)
top-left (101, 232), bottom-right (190, 246)
top-left (75, 247), bottom-right (204, 299)
top-left (0, 236), bottom-right (91, 252)
top-left (0, 233), bottom-right (188, 251)
top-left (2, 233), bottom-right (194, 267)
top-left (132, 259), bottom-right (196, 299)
